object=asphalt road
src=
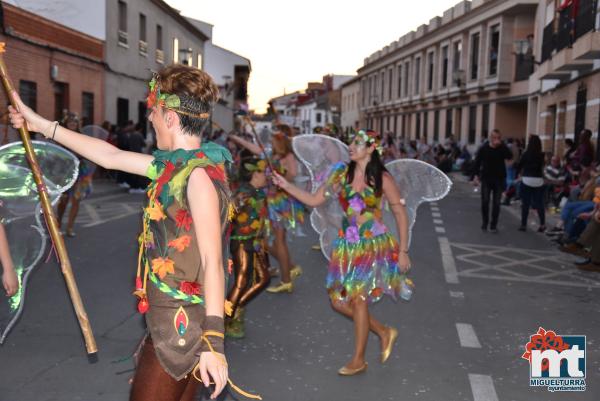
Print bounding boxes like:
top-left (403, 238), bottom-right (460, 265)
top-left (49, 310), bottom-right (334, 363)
top-left (1, 178), bottom-right (598, 401)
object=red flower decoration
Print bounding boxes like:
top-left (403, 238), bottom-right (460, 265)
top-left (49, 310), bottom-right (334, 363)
top-left (175, 209), bottom-right (193, 231)
top-left (137, 298), bottom-right (149, 314)
top-left (206, 165), bottom-right (226, 182)
top-left (179, 281), bottom-right (201, 295)
top-left (522, 327), bottom-right (570, 372)
top-left (195, 151), bottom-right (206, 158)
top-left (155, 161), bottom-right (176, 198)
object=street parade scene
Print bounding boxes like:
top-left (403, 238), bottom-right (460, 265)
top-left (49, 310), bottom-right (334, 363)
top-left (0, 0), bottom-right (599, 400)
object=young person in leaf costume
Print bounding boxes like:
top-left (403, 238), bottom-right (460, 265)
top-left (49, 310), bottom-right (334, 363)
top-left (9, 64), bottom-right (260, 401)
top-left (226, 158), bottom-right (271, 338)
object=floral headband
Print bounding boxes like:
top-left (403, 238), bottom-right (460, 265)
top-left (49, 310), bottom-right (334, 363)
top-left (353, 130), bottom-right (383, 155)
top-left (146, 75), bottom-right (210, 119)
top-left (244, 159), bottom-right (268, 173)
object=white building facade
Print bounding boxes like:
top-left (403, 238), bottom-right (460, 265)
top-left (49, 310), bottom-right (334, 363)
top-left (340, 76), bottom-right (360, 132)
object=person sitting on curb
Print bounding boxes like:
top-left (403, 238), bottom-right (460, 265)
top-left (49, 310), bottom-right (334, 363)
top-left (570, 203), bottom-right (600, 273)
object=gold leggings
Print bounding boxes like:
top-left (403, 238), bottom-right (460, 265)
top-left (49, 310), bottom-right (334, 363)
top-left (227, 240), bottom-right (270, 315)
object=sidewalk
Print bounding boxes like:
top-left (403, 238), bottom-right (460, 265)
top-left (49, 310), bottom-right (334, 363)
top-left (449, 172), bottom-right (562, 236)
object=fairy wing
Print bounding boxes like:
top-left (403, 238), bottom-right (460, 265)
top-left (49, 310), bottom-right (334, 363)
top-left (292, 134), bottom-right (349, 261)
top-left (0, 140), bottom-right (79, 344)
top-left (383, 159), bottom-right (452, 248)
top-left (0, 140), bottom-right (80, 221)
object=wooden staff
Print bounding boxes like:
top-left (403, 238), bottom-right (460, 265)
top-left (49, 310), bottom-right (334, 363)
top-left (242, 115), bottom-right (275, 172)
top-left (0, 43), bottom-right (97, 355)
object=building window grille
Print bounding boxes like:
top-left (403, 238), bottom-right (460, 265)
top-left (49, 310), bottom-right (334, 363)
top-left (82, 92), bottom-right (94, 126)
top-left (489, 25), bottom-right (500, 76)
top-left (441, 45), bottom-right (449, 88)
top-left (397, 65), bottom-right (403, 98)
top-left (118, 1), bottom-right (128, 46)
top-left (427, 52), bottom-right (434, 91)
top-left (414, 57), bottom-right (421, 95)
top-left (470, 32), bottom-right (480, 80)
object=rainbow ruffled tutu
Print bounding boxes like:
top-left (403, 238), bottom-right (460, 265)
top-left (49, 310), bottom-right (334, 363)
top-left (326, 231), bottom-right (404, 304)
top-left (267, 189), bottom-right (305, 232)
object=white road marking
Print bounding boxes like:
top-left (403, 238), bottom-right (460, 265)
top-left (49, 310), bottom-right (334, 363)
top-left (431, 206), bottom-right (440, 212)
top-left (83, 203), bottom-right (101, 225)
top-left (456, 323), bottom-right (482, 348)
top-left (433, 219), bottom-right (444, 225)
top-left (449, 290), bottom-right (464, 298)
top-left (432, 212), bottom-right (441, 218)
top-left (468, 374), bottom-right (499, 401)
top-left (435, 226), bottom-right (446, 233)
top-left (430, 202), bottom-right (438, 206)
top-left (450, 242), bottom-right (600, 288)
top-left (438, 237), bottom-right (459, 284)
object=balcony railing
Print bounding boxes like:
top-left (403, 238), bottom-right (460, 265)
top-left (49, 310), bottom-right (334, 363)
top-left (515, 54), bottom-right (535, 81)
top-left (117, 30), bottom-right (128, 47)
top-left (155, 49), bottom-right (164, 64)
top-left (556, 4), bottom-right (573, 52)
top-left (575, 0), bottom-right (597, 40)
top-left (541, 23), bottom-right (555, 63)
top-left (540, 0), bottom-right (597, 63)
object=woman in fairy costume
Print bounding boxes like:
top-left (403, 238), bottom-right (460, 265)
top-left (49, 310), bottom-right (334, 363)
top-left (272, 130), bottom-right (411, 375)
top-left (230, 126), bottom-right (304, 293)
top-left (55, 112), bottom-right (92, 237)
top-left (226, 158), bottom-right (271, 338)
top-left (9, 65), bottom-right (234, 401)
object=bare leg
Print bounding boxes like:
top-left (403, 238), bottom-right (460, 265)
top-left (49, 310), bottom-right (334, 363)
top-left (56, 194), bottom-right (69, 229)
top-left (273, 226), bottom-right (291, 283)
top-left (66, 198), bottom-right (81, 233)
top-left (344, 297), bottom-right (369, 369)
top-left (330, 300), bottom-right (388, 344)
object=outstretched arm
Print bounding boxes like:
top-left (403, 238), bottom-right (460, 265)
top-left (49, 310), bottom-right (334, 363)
top-left (229, 135), bottom-right (262, 156)
top-left (382, 173), bottom-right (411, 272)
top-left (8, 91), bottom-right (152, 176)
top-left (272, 171), bottom-right (327, 208)
top-left (0, 223), bottom-right (18, 296)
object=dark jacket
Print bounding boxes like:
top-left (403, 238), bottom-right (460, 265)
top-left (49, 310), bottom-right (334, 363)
top-left (516, 149), bottom-right (544, 178)
top-left (471, 142), bottom-right (513, 182)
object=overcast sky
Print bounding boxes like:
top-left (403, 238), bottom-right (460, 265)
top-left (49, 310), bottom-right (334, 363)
top-left (166, 0), bottom-right (460, 113)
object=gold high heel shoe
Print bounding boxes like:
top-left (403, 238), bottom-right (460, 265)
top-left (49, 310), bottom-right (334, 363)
top-left (290, 265), bottom-right (303, 280)
top-left (338, 362), bottom-right (368, 376)
top-left (266, 281), bottom-right (293, 293)
top-left (381, 326), bottom-right (398, 363)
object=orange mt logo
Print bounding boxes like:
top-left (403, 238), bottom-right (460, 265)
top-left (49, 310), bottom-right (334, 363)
top-left (522, 327), bottom-right (586, 392)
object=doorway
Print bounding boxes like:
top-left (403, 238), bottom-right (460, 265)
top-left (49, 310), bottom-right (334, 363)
top-left (54, 82), bottom-right (69, 121)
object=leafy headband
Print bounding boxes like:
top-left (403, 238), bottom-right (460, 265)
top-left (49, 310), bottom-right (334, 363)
top-left (354, 130), bottom-right (384, 155)
top-left (146, 76), bottom-right (210, 119)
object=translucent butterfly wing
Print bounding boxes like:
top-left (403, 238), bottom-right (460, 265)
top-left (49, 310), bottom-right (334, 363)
top-left (0, 141), bottom-right (79, 221)
top-left (0, 140), bottom-right (79, 343)
top-left (292, 134), bottom-right (349, 260)
top-left (383, 159), bottom-right (452, 248)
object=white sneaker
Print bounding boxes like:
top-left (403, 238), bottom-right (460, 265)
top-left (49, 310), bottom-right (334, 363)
top-left (119, 182), bottom-right (131, 189)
